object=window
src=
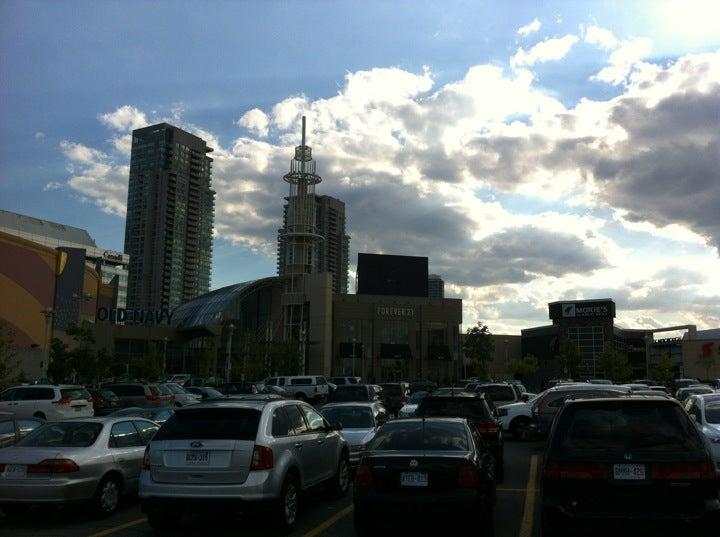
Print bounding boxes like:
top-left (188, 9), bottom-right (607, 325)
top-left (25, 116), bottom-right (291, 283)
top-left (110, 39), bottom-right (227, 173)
top-left (266, 378), bottom-right (278, 386)
top-left (321, 406), bottom-right (374, 429)
top-left (21, 388), bottom-right (55, 400)
top-left (0, 389), bottom-right (16, 401)
top-left (60, 388), bottom-right (91, 400)
top-left (134, 421), bottom-right (159, 444)
top-left (110, 421), bottom-right (143, 448)
top-left (153, 408), bottom-right (261, 441)
top-left (301, 406), bottom-right (327, 432)
top-left (19, 422), bottom-right (102, 447)
top-left (370, 421), bottom-right (469, 451)
top-left (272, 407), bottom-right (293, 437)
top-left (16, 419), bottom-right (43, 437)
top-left (285, 405), bottom-right (309, 435)
top-left (290, 378), bottom-right (312, 385)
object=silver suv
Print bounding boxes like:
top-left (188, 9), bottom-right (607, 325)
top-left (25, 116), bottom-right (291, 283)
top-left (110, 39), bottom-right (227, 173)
top-left (139, 400), bottom-right (350, 532)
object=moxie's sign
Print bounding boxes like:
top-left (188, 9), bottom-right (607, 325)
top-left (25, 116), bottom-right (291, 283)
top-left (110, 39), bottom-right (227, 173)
top-left (376, 305), bottom-right (416, 318)
top-left (562, 303), bottom-right (609, 318)
top-left (97, 307), bottom-right (173, 325)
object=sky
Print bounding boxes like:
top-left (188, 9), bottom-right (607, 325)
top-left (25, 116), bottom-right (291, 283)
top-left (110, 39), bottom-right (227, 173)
top-left (1, 0), bottom-right (719, 335)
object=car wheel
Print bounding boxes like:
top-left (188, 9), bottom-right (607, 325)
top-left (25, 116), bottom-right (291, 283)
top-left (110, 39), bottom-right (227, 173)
top-left (33, 412), bottom-right (46, 420)
top-left (273, 474), bottom-right (300, 534)
top-left (329, 454), bottom-right (350, 498)
top-left (510, 418), bottom-right (532, 441)
top-left (93, 475), bottom-right (122, 517)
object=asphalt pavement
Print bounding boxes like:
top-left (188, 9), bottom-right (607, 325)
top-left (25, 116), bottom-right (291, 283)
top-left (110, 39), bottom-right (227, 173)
top-left (0, 439), bottom-right (544, 537)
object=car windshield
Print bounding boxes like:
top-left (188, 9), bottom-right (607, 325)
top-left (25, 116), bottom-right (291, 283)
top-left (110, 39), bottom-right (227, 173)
top-left (201, 387), bottom-right (223, 398)
top-left (331, 386), bottom-right (368, 401)
top-left (476, 385), bottom-right (516, 402)
top-left (380, 384), bottom-right (402, 396)
top-left (409, 391), bottom-right (428, 403)
top-left (153, 407), bottom-right (261, 441)
top-left (706, 403), bottom-right (720, 424)
top-left (60, 387), bottom-right (91, 400)
top-left (18, 422), bottom-right (103, 447)
top-left (321, 406), bottom-right (375, 428)
top-left (370, 421), bottom-right (468, 451)
top-left (433, 388), bottom-right (464, 397)
top-left (554, 402), bottom-right (704, 453)
top-left (417, 398), bottom-right (491, 420)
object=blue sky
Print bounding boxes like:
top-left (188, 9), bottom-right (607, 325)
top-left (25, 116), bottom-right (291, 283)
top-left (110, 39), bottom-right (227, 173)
top-left (1, 0), bottom-right (719, 333)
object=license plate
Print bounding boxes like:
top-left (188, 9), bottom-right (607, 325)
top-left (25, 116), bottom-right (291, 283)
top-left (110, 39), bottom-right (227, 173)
top-left (613, 464), bottom-right (646, 480)
top-left (400, 472), bottom-right (428, 487)
top-left (3, 464), bottom-right (27, 479)
top-left (185, 451), bottom-right (209, 465)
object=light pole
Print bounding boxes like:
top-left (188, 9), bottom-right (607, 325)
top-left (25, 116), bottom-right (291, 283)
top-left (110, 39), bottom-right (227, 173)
top-left (351, 337), bottom-right (356, 377)
top-left (162, 337), bottom-right (168, 379)
top-left (226, 323), bottom-right (235, 384)
top-left (41, 308), bottom-right (55, 379)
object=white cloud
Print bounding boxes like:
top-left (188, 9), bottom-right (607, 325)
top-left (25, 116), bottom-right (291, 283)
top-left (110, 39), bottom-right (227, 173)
top-left (583, 25), bottom-right (618, 50)
top-left (238, 108), bottom-right (270, 137)
top-left (592, 37), bottom-right (653, 85)
top-left (98, 105), bottom-right (148, 131)
top-left (511, 34), bottom-right (579, 67)
top-left (34, 131), bottom-right (46, 140)
top-left (517, 18), bottom-right (541, 36)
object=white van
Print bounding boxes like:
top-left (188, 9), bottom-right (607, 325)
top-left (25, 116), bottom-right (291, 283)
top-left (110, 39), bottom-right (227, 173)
top-left (264, 376), bottom-right (330, 403)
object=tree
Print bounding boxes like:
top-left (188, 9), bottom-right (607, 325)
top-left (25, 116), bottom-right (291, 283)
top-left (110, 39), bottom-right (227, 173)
top-left (0, 321), bottom-right (19, 387)
top-left (556, 339), bottom-right (582, 378)
top-left (47, 337), bottom-right (72, 383)
top-left (507, 354), bottom-right (539, 379)
top-left (599, 345), bottom-right (632, 383)
top-left (652, 353), bottom-right (676, 385)
top-left (463, 322), bottom-right (494, 379)
top-left (199, 339), bottom-right (216, 379)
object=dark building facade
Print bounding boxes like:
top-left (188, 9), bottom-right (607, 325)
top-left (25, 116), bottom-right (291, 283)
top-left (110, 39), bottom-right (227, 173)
top-left (277, 195), bottom-right (350, 294)
top-left (124, 123), bottom-right (215, 313)
top-left (428, 274), bottom-right (445, 299)
top-left (356, 253), bottom-right (428, 297)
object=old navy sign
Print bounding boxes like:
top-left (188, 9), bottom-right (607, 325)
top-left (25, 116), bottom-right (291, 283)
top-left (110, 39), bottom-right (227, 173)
top-left (562, 303), bottom-right (610, 318)
top-left (97, 307), bottom-right (173, 325)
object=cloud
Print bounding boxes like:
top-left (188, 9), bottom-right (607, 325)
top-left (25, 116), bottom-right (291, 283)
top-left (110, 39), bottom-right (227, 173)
top-left (237, 108), bottom-right (270, 137)
top-left (583, 25), bottom-right (618, 50)
top-left (98, 105), bottom-right (148, 131)
top-left (517, 18), bottom-right (541, 37)
top-left (34, 131), bottom-right (46, 140)
top-left (511, 34), bottom-right (579, 67)
top-left (592, 37), bottom-right (653, 85)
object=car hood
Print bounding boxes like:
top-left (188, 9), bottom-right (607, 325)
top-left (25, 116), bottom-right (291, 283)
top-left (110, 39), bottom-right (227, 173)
top-left (341, 428), bottom-right (375, 446)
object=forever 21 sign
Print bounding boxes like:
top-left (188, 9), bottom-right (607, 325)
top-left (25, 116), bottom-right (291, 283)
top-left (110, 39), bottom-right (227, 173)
top-left (376, 306), bottom-right (416, 318)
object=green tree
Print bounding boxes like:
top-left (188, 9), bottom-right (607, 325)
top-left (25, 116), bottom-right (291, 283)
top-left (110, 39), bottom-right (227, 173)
top-left (0, 321), bottom-right (20, 387)
top-left (556, 339), bottom-right (583, 378)
top-left (507, 354), bottom-right (539, 379)
top-left (599, 345), bottom-right (632, 383)
top-left (463, 322), bottom-right (494, 379)
top-left (140, 340), bottom-right (162, 381)
top-left (47, 337), bottom-right (72, 383)
top-left (652, 353), bottom-right (676, 385)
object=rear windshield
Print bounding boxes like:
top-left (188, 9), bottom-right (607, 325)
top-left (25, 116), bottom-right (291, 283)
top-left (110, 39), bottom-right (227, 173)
top-left (18, 422), bottom-right (103, 447)
top-left (370, 421), bottom-right (468, 451)
top-left (321, 406), bottom-right (374, 428)
top-left (331, 386), bottom-right (368, 401)
top-left (416, 398), bottom-right (491, 420)
top-left (706, 403), bottom-right (720, 425)
top-left (380, 385), bottom-right (403, 396)
top-left (432, 388), bottom-right (464, 397)
top-left (554, 402), bottom-right (704, 453)
top-left (476, 386), bottom-right (516, 403)
top-left (60, 388), bottom-right (91, 400)
top-left (153, 408), bottom-right (261, 441)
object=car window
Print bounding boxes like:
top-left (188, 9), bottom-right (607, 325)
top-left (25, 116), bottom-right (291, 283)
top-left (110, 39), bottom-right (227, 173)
top-left (316, 377), bottom-right (327, 385)
top-left (370, 421), bottom-right (469, 451)
top-left (706, 403), bottom-right (720, 424)
top-left (285, 405), bottom-right (309, 435)
top-left (348, 378), bottom-right (359, 384)
top-left (153, 407), bottom-right (261, 441)
top-left (266, 378), bottom-right (277, 386)
top-left (134, 420), bottom-right (159, 444)
top-left (475, 385), bottom-right (516, 403)
top-left (301, 406), bottom-right (328, 432)
top-left (321, 406), bottom-right (374, 428)
top-left (154, 409), bottom-right (174, 422)
top-left (331, 386), bottom-right (369, 401)
top-left (149, 385), bottom-right (161, 396)
top-left (60, 388), bottom-right (91, 400)
top-left (272, 407), bottom-right (293, 437)
top-left (19, 422), bottom-right (103, 447)
top-left (0, 389), bottom-right (16, 401)
top-left (16, 419), bottom-right (43, 436)
top-left (278, 378), bottom-right (286, 386)
top-left (417, 399), bottom-right (492, 420)
top-left (108, 385), bottom-right (144, 396)
top-left (110, 421), bottom-right (144, 448)
top-left (20, 387), bottom-right (55, 400)
top-left (290, 378), bottom-right (312, 385)
top-left (0, 420), bottom-right (14, 435)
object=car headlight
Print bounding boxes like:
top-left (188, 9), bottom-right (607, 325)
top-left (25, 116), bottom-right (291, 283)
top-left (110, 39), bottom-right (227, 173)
top-left (497, 408), bottom-right (508, 417)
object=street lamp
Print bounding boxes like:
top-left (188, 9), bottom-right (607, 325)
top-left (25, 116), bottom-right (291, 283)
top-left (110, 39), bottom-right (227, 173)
top-left (40, 308), bottom-right (55, 378)
top-left (162, 337), bottom-right (169, 379)
top-left (226, 323), bottom-right (235, 384)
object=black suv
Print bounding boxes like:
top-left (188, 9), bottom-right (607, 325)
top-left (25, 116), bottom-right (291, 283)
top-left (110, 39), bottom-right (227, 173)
top-left (415, 394), bottom-right (504, 482)
top-left (542, 396), bottom-right (720, 536)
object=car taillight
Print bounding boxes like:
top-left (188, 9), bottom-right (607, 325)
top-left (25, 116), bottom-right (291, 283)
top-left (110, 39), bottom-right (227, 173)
top-left (457, 463), bottom-right (479, 488)
top-left (251, 385), bottom-right (257, 395)
top-left (146, 394), bottom-right (161, 402)
top-left (651, 462), bottom-right (717, 480)
top-left (142, 446), bottom-right (150, 470)
top-left (251, 445), bottom-right (274, 470)
top-left (476, 420), bottom-right (499, 436)
top-left (543, 461), bottom-right (608, 480)
top-left (354, 464), bottom-right (374, 487)
top-left (28, 459), bottom-right (79, 474)
top-left (53, 397), bottom-right (72, 405)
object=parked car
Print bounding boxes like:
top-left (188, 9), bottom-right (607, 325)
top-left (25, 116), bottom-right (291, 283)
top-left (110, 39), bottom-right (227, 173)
top-left (328, 384), bottom-right (382, 403)
top-left (431, 387), bottom-right (466, 397)
top-left (0, 385), bottom-right (94, 420)
top-left (320, 402), bottom-right (388, 467)
top-left (160, 383), bottom-right (201, 407)
top-left (415, 394), bottom-right (504, 482)
top-left (110, 407), bottom-right (175, 425)
top-left (353, 417), bottom-right (495, 535)
top-left (676, 385), bottom-right (716, 402)
top-left (102, 383), bottom-right (172, 409)
top-left (409, 379), bottom-right (438, 394)
top-left (185, 386), bottom-right (225, 400)
top-left (0, 417), bottom-right (159, 516)
top-left (397, 391), bottom-right (430, 417)
top-left (531, 384), bottom-right (631, 437)
top-left (217, 381), bottom-right (259, 396)
top-left (473, 383), bottom-right (520, 405)
top-left (378, 382), bottom-right (410, 415)
top-left (631, 390), bottom-right (672, 398)
top-left (258, 385), bottom-right (292, 398)
top-left (671, 378), bottom-right (702, 392)
top-left (587, 379), bottom-right (613, 385)
top-left (328, 377), bottom-right (362, 386)
top-left (684, 393), bottom-right (720, 470)
top-left (496, 393), bottom-right (542, 440)
top-left (165, 374), bottom-right (191, 386)
top-left (632, 379), bottom-right (655, 386)
top-left (139, 400), bottom-right (350, 532)
top-left (649, 385), bottom-right (671, 395)
top-left (541, 396), bottom-right (720, 535)
top-left (262, 376), bottom-right (330, 403)
top-left (621, 383), bottom-right (654, 392)
top-left (88, 389), bottom-right (121, 416)
top-left (0, 414), bottom-right (44, 448)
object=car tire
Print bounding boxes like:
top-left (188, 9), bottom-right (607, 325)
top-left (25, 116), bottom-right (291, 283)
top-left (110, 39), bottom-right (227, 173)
top-left (33, 412), bottom-right (46, 420)
top-left (93, 475), bottom-right (122, 517)
top-left (329, 454), bottom-right (350, 498)
top-left (273, 473), bottom-right (300, 534)
top-left (510, 417), bottom-right (532, 441)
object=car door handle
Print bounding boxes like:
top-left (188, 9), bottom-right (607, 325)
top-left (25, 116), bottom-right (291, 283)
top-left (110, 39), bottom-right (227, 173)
top-left (294, 443), bottom-right (303, 449)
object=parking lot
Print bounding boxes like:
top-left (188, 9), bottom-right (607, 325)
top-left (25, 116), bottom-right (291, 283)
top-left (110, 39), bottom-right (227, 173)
top-left (0, 440), bottom-right (543, 537)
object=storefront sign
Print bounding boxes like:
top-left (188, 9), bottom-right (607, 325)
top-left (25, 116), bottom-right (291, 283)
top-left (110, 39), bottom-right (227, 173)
top-left (561, 303), bottom-right (610, 318)
top-left (102, 250), bottom-right (125, 263)
top-left (97, 307), bottom-right (173, 325)
top-left (376, 305), bottom-right (416, 318)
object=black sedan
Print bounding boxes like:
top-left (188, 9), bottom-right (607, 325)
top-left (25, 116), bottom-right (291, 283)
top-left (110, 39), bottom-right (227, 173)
top-left (353, 417), bottom-right (495, 535)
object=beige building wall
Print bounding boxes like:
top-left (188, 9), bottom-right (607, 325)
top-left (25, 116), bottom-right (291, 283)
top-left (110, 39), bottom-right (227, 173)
top-left (305, 272), bottom-right (333, 375)
top-left (681, 338), bottom-right (720, 380)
